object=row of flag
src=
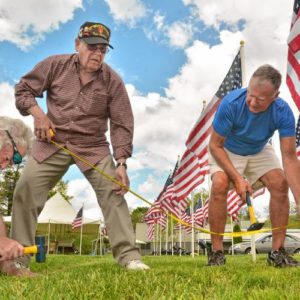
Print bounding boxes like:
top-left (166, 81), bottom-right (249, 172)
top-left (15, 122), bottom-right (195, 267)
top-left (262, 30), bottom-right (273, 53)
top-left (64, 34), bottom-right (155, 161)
top-left (145, 48), bottom-right (245, 240)
top-left (145, 0), bottom-right (300, 241)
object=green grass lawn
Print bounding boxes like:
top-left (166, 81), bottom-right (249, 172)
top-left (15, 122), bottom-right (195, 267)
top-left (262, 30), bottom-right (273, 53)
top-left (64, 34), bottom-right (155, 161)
top-left (1, 254), bottom-right (300, 300)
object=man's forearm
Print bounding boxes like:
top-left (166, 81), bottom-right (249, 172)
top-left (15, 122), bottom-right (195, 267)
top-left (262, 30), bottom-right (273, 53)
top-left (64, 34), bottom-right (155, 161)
top-left (283, 158), bottom-right (300, 206)
top-left (27, 105), bottom-right (46, 118)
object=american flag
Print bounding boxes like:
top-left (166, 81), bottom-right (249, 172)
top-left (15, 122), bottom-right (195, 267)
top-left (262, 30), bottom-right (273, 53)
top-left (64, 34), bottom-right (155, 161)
top-left (287, 0), bottom-right (300, 111)
top-left (182, 196), bottom-right (203, 230)
top-left (147, 223), bottom-right (155, 241)
top-left (144, 201), bottom-right (162, 223)
top-left (173, 48), bottom-right (242, 201)
top-left (194, 197), bottom-right (205, 227)
top-left (144, 164), bottom-right (176, 240)
top-left (195, 188), bottom-right (266, 226)
top-left (160, 159), bottom-right (189, 217)
top-left (296, 115), bottom-right (300, 158)
top-left (181, 206), bottom-right (192, 233)
top-left (72, 207), bottom-right (83, 229)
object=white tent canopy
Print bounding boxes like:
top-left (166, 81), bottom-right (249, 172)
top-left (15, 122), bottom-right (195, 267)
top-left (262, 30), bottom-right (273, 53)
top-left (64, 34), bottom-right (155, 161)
top-left (3, 193), bottom-right (101, 225)
top-left (38, 192), bottom-right (100, 224)
top-left (4, 192), bottom-right (101, 255)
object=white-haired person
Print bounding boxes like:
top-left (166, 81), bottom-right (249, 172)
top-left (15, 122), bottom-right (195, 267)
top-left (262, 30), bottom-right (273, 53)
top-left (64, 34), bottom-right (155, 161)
top-left (0, 116), bottom-right (34, 276)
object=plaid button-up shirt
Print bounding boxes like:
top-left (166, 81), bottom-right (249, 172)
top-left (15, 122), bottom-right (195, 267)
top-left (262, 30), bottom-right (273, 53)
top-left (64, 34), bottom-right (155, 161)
top-left (15, 54), bottom-right (133, 171)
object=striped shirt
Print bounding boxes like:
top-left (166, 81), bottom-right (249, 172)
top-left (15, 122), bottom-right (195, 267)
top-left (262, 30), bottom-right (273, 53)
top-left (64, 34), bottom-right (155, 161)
top-left (15, 54), bottom-right (133, 171)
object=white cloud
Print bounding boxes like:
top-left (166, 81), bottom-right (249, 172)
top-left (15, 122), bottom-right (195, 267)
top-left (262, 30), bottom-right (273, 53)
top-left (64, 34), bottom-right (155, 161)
top-left (68, 179), bottom-right (102, 220)
top-left (104, 0), bottom-right (146, 25)
top-left (129, 32), bottom-right (249, 175)
top-left (0, 82), bottom-right (33, 128)
top-left (166, 21), bottom-right (194, 48)
top-left (183, 0), bottom-right (293, 30)
top-left (0, 0), bottom-right (83, 50)
top-left (153, 12), bottom-right (165, 30)
top-left (150, 12), bottom-right (195, 48)
top-left (138, 174), bottom-right (164, 198)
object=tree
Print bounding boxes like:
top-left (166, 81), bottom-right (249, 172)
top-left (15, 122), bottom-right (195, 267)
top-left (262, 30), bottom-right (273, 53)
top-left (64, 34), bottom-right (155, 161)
top-left (0, 168), bottom-right (72, 216)
top-left (130, 207), bottom-right (148, 230)
top-left (191, 188), bottom-right (209, 205)
top-left (0, 166), bottom-right (21, 216)
top-left (48, 180), bottom-right (73, 201)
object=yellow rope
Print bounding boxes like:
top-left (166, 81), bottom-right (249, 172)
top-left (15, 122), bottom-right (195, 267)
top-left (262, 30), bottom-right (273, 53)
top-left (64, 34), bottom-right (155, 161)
top-left (49, 136), bottom-right (299, 237)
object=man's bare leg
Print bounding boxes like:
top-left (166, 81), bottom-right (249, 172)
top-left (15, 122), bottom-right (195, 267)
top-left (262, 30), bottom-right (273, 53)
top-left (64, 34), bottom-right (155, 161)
top-left (208, 172), bottom-right (230, 252)
top-left (260, 169), bottom-right (289, 250)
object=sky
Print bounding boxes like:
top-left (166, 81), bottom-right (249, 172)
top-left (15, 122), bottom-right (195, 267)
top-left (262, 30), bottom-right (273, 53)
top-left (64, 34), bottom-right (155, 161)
top-left (0, 0), bottom-right (298, 220)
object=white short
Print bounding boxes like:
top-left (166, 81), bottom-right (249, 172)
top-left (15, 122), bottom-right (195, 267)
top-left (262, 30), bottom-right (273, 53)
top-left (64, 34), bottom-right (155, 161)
top-left (208, 143), bottom-right (282, 190)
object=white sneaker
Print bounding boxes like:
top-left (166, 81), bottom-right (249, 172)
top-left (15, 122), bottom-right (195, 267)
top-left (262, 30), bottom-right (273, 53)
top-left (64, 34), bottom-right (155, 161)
top-left (125, 260), bottom-right (150, 270)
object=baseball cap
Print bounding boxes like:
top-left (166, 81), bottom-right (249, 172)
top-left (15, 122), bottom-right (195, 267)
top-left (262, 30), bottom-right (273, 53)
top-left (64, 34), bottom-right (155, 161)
top-left (78, 22), bottom-right (113, 49)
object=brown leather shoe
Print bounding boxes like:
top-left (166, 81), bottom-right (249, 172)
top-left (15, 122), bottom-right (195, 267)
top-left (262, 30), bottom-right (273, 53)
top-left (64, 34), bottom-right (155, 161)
top-left (0, 260), bottom-right (38, 277)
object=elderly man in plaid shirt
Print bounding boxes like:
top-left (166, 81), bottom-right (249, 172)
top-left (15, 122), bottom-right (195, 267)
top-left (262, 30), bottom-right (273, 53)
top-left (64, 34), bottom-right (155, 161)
top-left (8, 21), bottom-right (149, 275)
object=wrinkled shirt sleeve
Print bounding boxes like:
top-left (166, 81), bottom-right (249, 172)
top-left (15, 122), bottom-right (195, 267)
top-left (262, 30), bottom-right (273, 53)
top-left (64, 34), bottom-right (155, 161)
top-left (15, 57), bottom-right (53, 116)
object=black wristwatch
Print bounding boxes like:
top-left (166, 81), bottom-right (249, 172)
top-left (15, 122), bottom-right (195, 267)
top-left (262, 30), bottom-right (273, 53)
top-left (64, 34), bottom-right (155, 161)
top-left (116, 162), bottom-right (127, 170)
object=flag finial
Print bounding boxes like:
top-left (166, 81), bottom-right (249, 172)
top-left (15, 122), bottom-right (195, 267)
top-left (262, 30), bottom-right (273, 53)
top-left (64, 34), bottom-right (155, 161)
top-left (202, 100), bottom-right (206, 112)
top-left (240, 40), bottom-right (245, 47)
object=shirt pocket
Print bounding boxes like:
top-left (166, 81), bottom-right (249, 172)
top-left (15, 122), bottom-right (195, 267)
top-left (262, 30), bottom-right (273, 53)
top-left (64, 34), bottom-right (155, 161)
top-left (81, 91), bottom-right (109, 117)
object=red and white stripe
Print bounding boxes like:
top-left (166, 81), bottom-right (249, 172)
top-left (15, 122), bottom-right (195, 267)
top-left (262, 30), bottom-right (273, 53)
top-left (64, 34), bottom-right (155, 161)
top-left (173, 97), bottom-right (221, 200)
top-left (287, 0), bottom-right (300, 111)
top-left (147, 223), bottom-right (155, 241)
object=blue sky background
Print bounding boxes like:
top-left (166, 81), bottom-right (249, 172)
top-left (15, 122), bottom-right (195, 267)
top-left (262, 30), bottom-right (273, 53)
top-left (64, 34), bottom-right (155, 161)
top-left (1, 0), bottom-right (297, 220)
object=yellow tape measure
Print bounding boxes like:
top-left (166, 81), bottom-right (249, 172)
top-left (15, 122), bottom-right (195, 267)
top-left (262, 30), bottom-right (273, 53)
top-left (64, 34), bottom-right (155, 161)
top-left (48, 129), bottom-right (299, 237)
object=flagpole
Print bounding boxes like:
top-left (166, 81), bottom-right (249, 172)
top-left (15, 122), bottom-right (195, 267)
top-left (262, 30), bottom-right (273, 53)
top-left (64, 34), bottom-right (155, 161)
top-left (191, 193), bottom-right (195, 258)
top-left (199, 195), bottom-right (206, 255)
top-left (153, 224), bottom-right (156, 255)
top-left (159, 224), bottom-right (162, 256)
top-left (79, 203), bottom-right (84, 255)
top-left (98, 222), bottom-right (102, 256)
top-left (183, 228), bottom-right (185, 256)
top-left (240, 40), bottom-right (246, 87)
top-left (230, 216), bottom-right (234, 256)
top-left (179, 212), bottom-right (182, 256)
top-left (156, 223), bottom-right (159, 256)
top-left (171, 218), bottom-right (174, 256)
top-left (240, 40), bottom-right (256, 262)
top-left (165, 217), bottom-right (168, 254)
top-left (47, 221), bottom-right (50, 255)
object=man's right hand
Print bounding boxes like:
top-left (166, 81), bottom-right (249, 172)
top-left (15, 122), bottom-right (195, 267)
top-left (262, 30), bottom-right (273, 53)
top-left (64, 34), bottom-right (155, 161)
top-left (28, 105), bottom-right (55, 142)
top-left (0, 237), bottom-right (24, 261)
top-left (234, 176), bottom-right (253, 202)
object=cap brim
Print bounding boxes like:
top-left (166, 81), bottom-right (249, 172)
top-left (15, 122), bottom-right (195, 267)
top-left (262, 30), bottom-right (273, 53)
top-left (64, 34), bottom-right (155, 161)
top-left (81, 37), bottom-right (113, 49)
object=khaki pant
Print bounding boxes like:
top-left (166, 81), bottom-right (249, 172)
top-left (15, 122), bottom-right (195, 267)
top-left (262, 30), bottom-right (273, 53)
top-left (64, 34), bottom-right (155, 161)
top-left (11, 150), bottom-right (140, 266)
top-left (208, 143), bottom-right (282, 190)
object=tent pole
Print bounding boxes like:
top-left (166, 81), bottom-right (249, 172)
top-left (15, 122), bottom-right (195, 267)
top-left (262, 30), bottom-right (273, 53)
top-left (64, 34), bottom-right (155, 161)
top-left (47, 221), bottom-right (51, 254)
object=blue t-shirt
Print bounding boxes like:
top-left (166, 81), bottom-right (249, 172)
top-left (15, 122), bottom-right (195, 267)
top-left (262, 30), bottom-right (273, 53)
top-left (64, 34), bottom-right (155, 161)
top-left (212, 88), bottom-right (295, 156)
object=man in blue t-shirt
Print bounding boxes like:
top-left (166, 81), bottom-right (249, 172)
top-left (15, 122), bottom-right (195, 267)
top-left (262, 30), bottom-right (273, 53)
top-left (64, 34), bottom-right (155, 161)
top-left (207, 64), bottom-right (300, 267)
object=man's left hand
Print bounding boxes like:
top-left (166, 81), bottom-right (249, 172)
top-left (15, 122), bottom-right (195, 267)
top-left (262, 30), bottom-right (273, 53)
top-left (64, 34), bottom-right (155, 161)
top-left (114, 166), bottom-right (129, 196)
top-left (0, 237), bottom-right (24, 261)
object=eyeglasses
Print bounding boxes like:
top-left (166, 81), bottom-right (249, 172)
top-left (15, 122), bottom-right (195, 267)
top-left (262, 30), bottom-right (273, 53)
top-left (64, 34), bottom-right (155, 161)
top-left (5, 130), bottom-right (23, 165)
top-left (85, 43), bottom-right (109, 54)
